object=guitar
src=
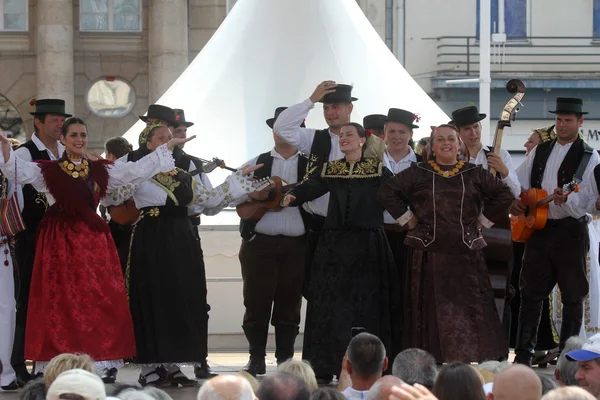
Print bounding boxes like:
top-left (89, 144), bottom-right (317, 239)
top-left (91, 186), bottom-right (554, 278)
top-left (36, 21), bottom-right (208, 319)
top-left (510, 182), bottom-right (579, 243)
top-left (236, 176), bottom-right (299, 220)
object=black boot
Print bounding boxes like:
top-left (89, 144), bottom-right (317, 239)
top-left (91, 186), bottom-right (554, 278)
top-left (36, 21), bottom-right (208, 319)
top-left (194, 360), bottom-right (218, 379)
top-left (242, 325), bottom-right (268, 377)
top-left (275, 325), bottom-right (299, 365)
top-left (559, 319), bottom-right (583, 353)
top-left (514, 322), bottom-right (539, 367)
top-left (13, 364), bottom-right (32, 388)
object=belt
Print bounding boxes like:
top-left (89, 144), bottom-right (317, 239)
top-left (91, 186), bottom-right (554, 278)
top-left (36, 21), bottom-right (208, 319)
top-left (545, 215), bottom-right (589, 227)
top-left (189, 215), bottom-right (201, 226)
top-left (139, 206), bottom-right (188, 218)
top-left (384, 224), bottom-right (407, 233)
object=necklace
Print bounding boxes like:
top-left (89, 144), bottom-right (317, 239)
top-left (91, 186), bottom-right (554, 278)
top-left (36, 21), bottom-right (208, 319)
top-left (428, 159), bottom-right (465, 178)
top-left (60, 159), bottom-right (89, 179)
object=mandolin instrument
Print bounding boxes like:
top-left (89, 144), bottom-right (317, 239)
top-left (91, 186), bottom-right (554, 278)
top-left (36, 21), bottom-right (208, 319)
top-left (236, 176), bottom-right (298, 220)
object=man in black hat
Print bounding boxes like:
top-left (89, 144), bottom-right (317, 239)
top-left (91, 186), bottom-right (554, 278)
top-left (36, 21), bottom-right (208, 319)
top-left (234, 106), bottom-right (309, 376)
top-left (451, 105), bottom-right (521, 197)
top-left (513, 97), bottom-right (600, 366)
top-left (11, 99), bottom-right (71, 385)
top-left (363, 114), bottom-right (387, 139)
top-left (170, 108), bottom-right (218, 380)
top-left (381, 108), bottom-right (422, 307)
top-left (273, 81), bottom-right (358, 384)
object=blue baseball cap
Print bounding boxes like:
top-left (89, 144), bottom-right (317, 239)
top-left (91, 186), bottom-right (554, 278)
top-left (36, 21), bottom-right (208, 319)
top-left (566, 333), bottom-right (600, 361)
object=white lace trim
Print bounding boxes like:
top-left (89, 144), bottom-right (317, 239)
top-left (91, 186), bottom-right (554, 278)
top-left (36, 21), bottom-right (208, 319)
top-left (156, 143), bottom-right (176, 172)
top-left (33, 359), bottom-right (124, 375)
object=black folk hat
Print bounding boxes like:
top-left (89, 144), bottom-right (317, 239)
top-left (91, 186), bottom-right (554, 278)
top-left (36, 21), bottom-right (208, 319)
top-left (385, 108), bottom-right (419, 129)
top-left (266, 107), bottom-right (305, 129)
top-left (549, 97), bottom-right (588, 115)
top-left (319, 84), bottom-right (358, 104)
top-left (173, 109), bottom-right (194, 127)
top-left (139, 104), bottom-right (176, 125)
top-left (29, 99), bottom-right (72, 117)
top-left (451, 105), bottom-right (487, 127)
top-left (363, 114), bottom-right (387, 131)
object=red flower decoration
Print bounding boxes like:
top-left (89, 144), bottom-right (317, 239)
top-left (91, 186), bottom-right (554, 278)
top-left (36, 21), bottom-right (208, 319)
top-left (175, 113), bottom-right (181, 121)
top-left (412, 113), bottom-right (421, 123)
top-left (365, 129), bottom-right (372, 137)
top-left (29, 98), bottom-right (37, 106)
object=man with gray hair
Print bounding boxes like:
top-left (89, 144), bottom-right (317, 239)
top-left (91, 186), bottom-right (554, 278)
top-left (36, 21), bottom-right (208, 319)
top-left (197, 375), bottom-right (256, 400)
top-left (257, 372), bottom-right (310, 400)
top-left (392, 348), bottom-right (437, 390)
top-left (556, 336), bottom-right (586, 387)
top-left (367, 376), bottom-right (404, 400)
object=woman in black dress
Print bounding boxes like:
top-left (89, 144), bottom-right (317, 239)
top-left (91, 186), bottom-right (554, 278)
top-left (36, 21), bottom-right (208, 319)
top-left (282, 122), bottom-right (400, 383)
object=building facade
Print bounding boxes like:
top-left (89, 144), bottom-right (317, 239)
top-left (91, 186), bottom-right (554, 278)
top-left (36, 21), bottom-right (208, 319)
top-left (1, 0), bottom-right (599, 153)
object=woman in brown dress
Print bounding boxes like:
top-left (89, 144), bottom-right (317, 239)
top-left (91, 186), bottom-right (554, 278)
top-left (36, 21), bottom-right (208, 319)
top-left (378, 124), bottom-right (514, 363)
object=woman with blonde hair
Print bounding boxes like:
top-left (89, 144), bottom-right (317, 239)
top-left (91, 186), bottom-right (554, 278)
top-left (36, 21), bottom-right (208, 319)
top-left (278, 359), bottom-right (318, 392)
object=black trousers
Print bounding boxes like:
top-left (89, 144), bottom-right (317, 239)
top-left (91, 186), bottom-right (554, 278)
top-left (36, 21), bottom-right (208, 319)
top-left (303, 215), bottom-right (325, 298)
top-left (108, 220), bottom-right (132, 276)
top-left (11, 229), bottom-right (37, 373)
top-left (384, 228), bottom-right (409, 358)
top-left (518, 217), bottom-right (589, 351)
top-left (239, 234), bottom-right (306, 329)
top-left (191, 220), bottom-right (211, 360)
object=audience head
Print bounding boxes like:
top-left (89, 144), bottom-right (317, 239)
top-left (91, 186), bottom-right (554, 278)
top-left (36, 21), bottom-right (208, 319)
top-left (557, 336), bottom-right (586, 386)
top-left (44, 353), bottom-right (94, 389)
top-left (538, 374), bottom-right (558, 395)
top-left (490, 365), bottom-right (542, 400)
top-left (197, 375), bottom-right (256, 400)
top-left (541, 386), bottom-right (597, 400)
top-left (277, 359), bottom-right (318, 392)
top-left (118, 387), bottom-right (173, 400)
top-left (347, 333), bottom-right (388, 381)
top-left (20, 378), bottom-right (47, 400)
top-left (237, 371), bottom-right (260, 393)
top-left (566, 333), bottom-right (600, 398)
top-left (367, 376), bottom-right (404, 400)
top-left (478, 360), bottom-right (511, 375)
top-left (432, 362), bottom-right (485, 400)
top-left (46, 369), bottom-right (106, 400)
top-left (256, 372), bottom-right (310, 400)
top-left (309, 388), bottom-right (346, 400)
top-left (392, 348), bottom-right (437, 390)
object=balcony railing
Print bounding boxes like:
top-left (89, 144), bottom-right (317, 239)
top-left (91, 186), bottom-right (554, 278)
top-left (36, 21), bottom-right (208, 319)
top-left (424, 36), bottom-right (600, 77)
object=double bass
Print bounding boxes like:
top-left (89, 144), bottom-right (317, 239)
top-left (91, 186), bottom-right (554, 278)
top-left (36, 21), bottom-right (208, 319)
top-left (482, 79), bottom-right (526, 325)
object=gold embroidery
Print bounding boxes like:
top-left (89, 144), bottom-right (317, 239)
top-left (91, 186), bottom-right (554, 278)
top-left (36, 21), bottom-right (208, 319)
top-left (150, 170), bottom-right (182, 206)
top-left (303, 154), bottom-right (320, 181)
top-left (34, 192), bottom-right (49, 210)
top-left (321, 159), bottom-right (382, 179)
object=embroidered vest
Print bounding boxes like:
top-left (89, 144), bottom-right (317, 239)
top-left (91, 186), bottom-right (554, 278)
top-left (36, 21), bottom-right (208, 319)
top-left (530, 137), bottom-right (592, 189)
top-left (239, 151), bottom-right (309, 240)
top-left (19, 140), bottom-right (50, 231)
top-left (304, 129), bottom-right (331, 180)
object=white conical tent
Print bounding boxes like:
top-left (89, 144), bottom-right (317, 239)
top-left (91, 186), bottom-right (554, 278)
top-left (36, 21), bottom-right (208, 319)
top-left (122, 0), bottom-right (449, 179)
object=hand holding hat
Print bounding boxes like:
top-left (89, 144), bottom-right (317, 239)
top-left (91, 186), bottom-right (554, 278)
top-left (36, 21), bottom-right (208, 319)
top-left (310, 81), bottom-right (338, 104)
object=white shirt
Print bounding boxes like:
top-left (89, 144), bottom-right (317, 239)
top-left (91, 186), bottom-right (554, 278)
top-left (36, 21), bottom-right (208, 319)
top-left (516, 142), bottom-right (600, 220)
top-left (235, 149), bottom-right (306, 237)
top-left (470, 145), bottom-right (521, 197)
top-left (383, 148), bottom-right (417, 224)
top-left (274, 98), bottom-right (344, 217)
top-left (341, 387), bottom-right (370, 400)
top-left (14, 134), bottom-right (65, 210)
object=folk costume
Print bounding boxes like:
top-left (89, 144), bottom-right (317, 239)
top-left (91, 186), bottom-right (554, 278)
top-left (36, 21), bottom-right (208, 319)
top-left (288, 157), bottom-right (401, 380)
top-left (104, 133), bottom-right (257, 386)
top-left (514, 98), bottom-right (600, 364)
top-left (379, 161), bottom-right (514, 363)
top-left (236, 107), bottom-right (309, 376)
top-left (273, 85), bottom-right (355, 297)
top-left (11, 99), bottom-right (69, 382)
top-left (0, 143), bottom-right (180, 373)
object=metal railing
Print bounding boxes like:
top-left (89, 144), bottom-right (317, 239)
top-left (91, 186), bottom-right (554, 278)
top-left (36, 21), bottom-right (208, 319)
top-left (423, 36), bottom-right (600, 76)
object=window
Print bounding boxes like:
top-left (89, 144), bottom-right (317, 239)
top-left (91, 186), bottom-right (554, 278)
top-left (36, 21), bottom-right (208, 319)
top-left (594, 0), bottom-right (600, 38)
top-left (86, 78), bottom-right (136, 118)
top-left (80, 0), bottom-right (141, 32)
top-left (476, 0), bottom-right (528, 40)
top-left (0, 0), bottom-right (27, 31)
